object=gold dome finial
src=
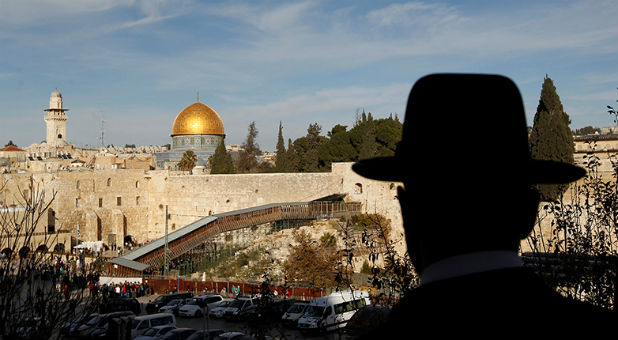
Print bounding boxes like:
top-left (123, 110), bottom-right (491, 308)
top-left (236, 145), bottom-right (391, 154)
top-left (197, 91), bottom-right (200, 102)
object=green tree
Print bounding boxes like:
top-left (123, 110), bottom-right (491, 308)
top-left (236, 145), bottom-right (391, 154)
top-left (284, 138), bottom-right (299, 172)
top-left (274, 122), bottom-right (287, 172)
top-left (320, 232), bottom-right (338, 247)
top-left (4, 140), bottom-right (16, 147)
top-left (209, 140), bottom-right (235, 174)
top-left (573, 126), bottom-right (601, 136)
top-left (294, 123), bottom-right (328, 172)
top-left (177, 150), bottom-right (197, 171)
top-left (236, 122), bottom-right (261, 173)
top-left (319, 114), bottom-right (402, 167)
top-left (318, 125), bottom-right (356, 169)
top-left (529, 76), bottom-right (575, 201)
top-left (527, 92), bottom-right (618, 310)
top-left (358, 112), bottom-right (377, 160)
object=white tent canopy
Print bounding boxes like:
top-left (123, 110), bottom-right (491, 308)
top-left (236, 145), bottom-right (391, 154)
top-left (73, 241), bottom-right (105, 252)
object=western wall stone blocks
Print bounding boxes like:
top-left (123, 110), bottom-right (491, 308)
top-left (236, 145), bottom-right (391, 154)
top-left (0, 163), bottom-right (407, 255)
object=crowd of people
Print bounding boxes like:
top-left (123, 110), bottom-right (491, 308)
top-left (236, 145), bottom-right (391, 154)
top-left (94, 280), bottom-right (153, 299)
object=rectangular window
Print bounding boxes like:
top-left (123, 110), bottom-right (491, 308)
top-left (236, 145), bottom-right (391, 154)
top-left (136, 196), bottom-right (141, 205)
top-left (117, 197), bottom-right (122, 206)
top-left (75, 198), bottom-right (80, 207)
top-left (99, 198), bottom-right (103, 208)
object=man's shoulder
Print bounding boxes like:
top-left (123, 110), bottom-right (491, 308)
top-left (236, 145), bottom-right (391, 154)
top-left (391, 267), bottom-right (611, 317)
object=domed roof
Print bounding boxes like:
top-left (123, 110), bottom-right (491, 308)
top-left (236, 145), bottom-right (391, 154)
top-left (171, 102), bottom-right (225, 136)
top-left (51, 89), bottom-right (62, 98)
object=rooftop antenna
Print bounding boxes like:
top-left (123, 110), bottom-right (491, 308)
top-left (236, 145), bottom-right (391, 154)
top-left (100, 111), bottom-right (105, 147)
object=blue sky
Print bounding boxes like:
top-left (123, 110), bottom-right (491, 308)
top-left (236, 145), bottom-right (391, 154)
top-left (1, 0), bottom-right (616, 151)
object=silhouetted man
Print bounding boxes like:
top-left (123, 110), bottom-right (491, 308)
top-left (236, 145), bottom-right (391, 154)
top-left (352, 74), bottom-right (611, 336)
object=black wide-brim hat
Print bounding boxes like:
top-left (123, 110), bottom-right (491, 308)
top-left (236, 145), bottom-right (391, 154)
top-left (352, 73), bottom-right (586, 184)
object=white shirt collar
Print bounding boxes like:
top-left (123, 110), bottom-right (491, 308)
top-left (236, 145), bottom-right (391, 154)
top-left (420, 251), bottom-right (523, 286)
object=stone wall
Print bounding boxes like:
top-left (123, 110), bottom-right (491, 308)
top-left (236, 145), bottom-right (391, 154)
top-left (7, 161), bottom-right (594, 263)
top-left (0, 163), bottom-right (405, 255)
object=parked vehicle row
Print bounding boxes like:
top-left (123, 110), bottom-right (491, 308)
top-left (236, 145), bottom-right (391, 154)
top-left (172, 290), bottom-right (373, 334)
top-left (65, 290), bottom-right (382, 340)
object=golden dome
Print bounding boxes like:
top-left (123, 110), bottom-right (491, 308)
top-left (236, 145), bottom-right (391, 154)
top-left (171, 102), bottom-right (225, 136)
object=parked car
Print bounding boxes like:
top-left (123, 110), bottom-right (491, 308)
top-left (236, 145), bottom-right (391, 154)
top-left (134, 325), bottom-right (177, 340)
top-left (179, 295), bottom-right (225, 318)
top-left (243, 299), bottom-right (297, 323)
top-left (158, 298), bottom-right (191, 316)
top-left (265, 299), bottom-right (298, 320)
top-left (131, 313), bottom-right (177, 338)
top-left (186, 329), bottom-right (225, 340)
top-left (209, 300), bottom-right (234, 319)
top-left (281, 301), bottom-right (309, 328)
top-left (77, 311), bottom-right (135, 339)
top-left (160, 327), bottom-right (198, 340)
top-left (223, 297), bottom-right (255, 321)
top-left (100, 297), bottom-right (142, 315)
top-left (61, 313), bottom-right (99, 337)
top-left (146, 293), bottom-right (193, 314)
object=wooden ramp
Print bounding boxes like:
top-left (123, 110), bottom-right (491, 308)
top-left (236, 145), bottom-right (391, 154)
top-left (106, 200), bottom-right (362, 277)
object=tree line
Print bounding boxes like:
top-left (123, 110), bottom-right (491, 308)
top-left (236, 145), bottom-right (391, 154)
top-left (204, 111), bottom-right (403, 174)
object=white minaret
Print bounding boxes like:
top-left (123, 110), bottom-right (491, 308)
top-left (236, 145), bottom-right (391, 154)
top-left (44, 89), bottom-right (69, 147)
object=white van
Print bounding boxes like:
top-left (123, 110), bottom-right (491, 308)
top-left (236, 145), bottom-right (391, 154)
top-left (297, 290), bottom-right (371, 332)
top-left (130, 313), bottom-right (176, 338)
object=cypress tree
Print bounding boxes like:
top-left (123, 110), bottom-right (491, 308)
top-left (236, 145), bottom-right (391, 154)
top-left (275, 121), bottom-right (286, 172)
top-left (285, 138), bottom-right (299, 172)
top-left (358, 112), bottom-right (377, 160)
top-left (529, 75), bottom-right (575, 201)
top-left (209, 139), bottom-right (235, 174)
top-left (236, 122), bottom-right (261, 173)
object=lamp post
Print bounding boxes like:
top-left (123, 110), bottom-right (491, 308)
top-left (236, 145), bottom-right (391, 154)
top-left (164, 205), bottom-right (169, 277)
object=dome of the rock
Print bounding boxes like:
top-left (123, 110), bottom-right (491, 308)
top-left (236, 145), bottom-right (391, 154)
top-left (171, 102), bottom-right (224, 137)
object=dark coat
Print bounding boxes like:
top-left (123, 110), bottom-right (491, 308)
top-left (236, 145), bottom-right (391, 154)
top-left (360, 268), bottom-right (613, 338)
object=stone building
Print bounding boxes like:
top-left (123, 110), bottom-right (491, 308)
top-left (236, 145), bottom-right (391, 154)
top-left (573, 132), bottom-right (618, 176)
top-left (0, 145), bottom-right (27, 172)
top-left (93, 153), bottom-right (155, 170)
